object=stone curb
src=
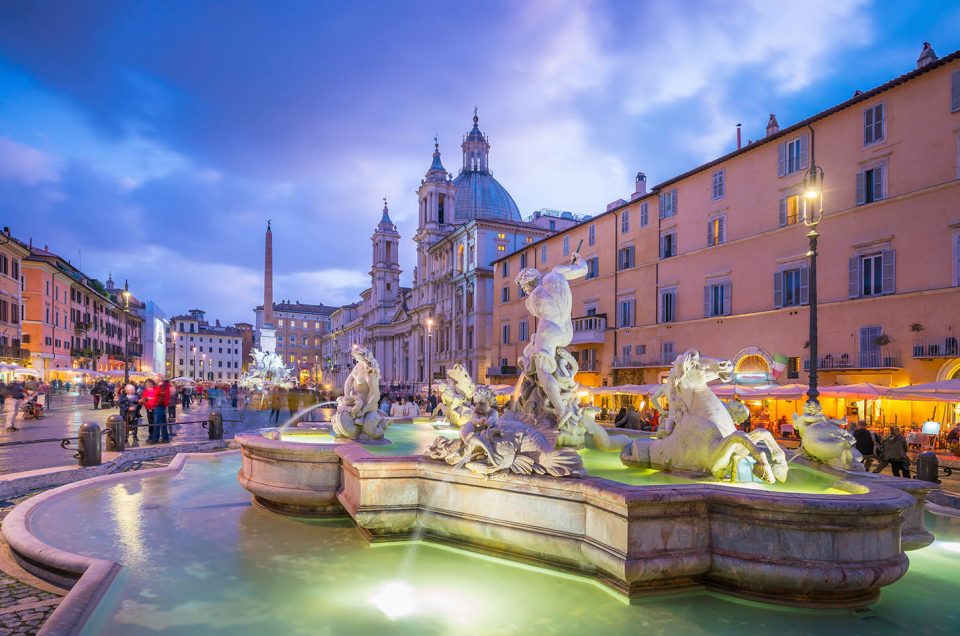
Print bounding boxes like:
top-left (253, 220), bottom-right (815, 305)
top-left (0, 440), bottom-right (227, 501)
top-left (2, 451), bottom-right (239, 636)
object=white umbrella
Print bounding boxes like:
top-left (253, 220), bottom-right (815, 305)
top-left (888, 379), bottom-right (960, 401)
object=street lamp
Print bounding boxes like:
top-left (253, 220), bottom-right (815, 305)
top-left (191, 345), bottom-right (197, 381)
top-left (169, 330), bottom-right (177, 379)
top-left (201, 353), bottom-right (206, 382)
top-left (801, 129), bottom-right (825, 407)
top-left (122, 290), bottom-right (131, 385)
top-left (426, 317), bottom-right (434, 398)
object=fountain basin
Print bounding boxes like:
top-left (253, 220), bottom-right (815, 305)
top-left (235, 427), bottom-right (936, 608)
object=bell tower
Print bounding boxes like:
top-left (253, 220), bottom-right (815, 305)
top-left (414, 137), bottom-right (455, 286)
top-left (371, 198), bottom-right (401, 306)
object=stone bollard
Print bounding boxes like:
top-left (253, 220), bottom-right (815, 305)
top-left (207, 411), bottom-right (224, 440)
top-left (916, 451), bottom-right (940, 484)
top-left (106, 414), bottom-right (126, 452)
top-left (77, 421), bottom-right (102, 467)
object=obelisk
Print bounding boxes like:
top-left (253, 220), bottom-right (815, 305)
top-left (259, 220), bottom-right (277, 354)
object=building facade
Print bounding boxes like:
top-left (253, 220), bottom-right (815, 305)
top-left (254, 301), bottom-right (334, 381)
top-left (321, 114), bottom-right (582, 390)
top-left (21, 251), bottom-right (144, 381)
top-left (168, 309), bottom-right (243, 381)
top-left (491, 46), bottom-right (960, 392)
top-left (0, 228), bottom-right (30, 367)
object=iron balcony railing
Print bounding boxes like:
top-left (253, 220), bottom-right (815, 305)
top-left (486, 365), bottom-right (520, 377)
top-left (611, 356), bottom-right (672, 369)
top-left (911, 336), bottom-right (959, 359)
top-left (576, 359), bottom-right (599, 372)
top-left (0, 345), bottom-right (30, 362)
top-left (570, 314), bottom-right (607, 345)
top-left (803, 351), bottom-right (902, 370)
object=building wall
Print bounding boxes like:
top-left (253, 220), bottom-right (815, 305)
top-left (169, 316), bottom-right (243, 381)
top-left (491, 53), bottom-right (960, 389)
top-left (0, 233), bottom-right (28, 364)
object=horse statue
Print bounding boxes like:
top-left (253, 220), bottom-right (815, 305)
top-left (331, 345), bottom-right (387, 440)
top-left (432, 364), bottom-right (476, 427)
top-left (794, 401), bottom-right (865, 471)
top-left (620, 350), bottom-right (789, 484)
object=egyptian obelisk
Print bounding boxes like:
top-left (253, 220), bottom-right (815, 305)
top-left (259, 221), bottom-right (277, 353)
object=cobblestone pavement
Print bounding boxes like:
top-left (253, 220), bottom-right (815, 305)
top-left (0, 393), bottom-right (273, 475)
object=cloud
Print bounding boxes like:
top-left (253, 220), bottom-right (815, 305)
top-left (0, 136), bottom-right (58, 184)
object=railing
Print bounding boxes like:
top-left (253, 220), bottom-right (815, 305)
top-left (803, 351), bottom-right (902, 370)
top-left (911, 336), bottom-right (959, 359)
top-left (571, 315), bottom-right (607, 345)
top-left (0, 346), bottom-right (31, 362)
top-left (486, 365), bottom-right (520, 376)
top-left (576, 359), bottom-right (599, 372)
top-left (611, 356), bottom-right (672, 369)
top-left (74, 321), bottom-right (92, 332)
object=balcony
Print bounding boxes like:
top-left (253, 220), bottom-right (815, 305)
top-left (570, 314), bottom-right (607, 345)
top-left (0, 346), bottom-right (31, 363)
top-left (911, 336), bottom-right (959, 359)
top-left (803, 352), bottom-right (902, 371)
top-left (611, 356), bottom-right (672, 369)
top-left (576, 359), bottom-right (599, 372)
top-left (486, 365), bottom-right (520, 377)
top-left (74, 320), bottom-right (92, 333)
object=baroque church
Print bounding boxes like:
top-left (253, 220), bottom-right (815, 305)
top-left (321, 113), bottom-right (581, 389)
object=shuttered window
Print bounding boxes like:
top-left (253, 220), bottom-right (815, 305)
top-left (779, 194), bottom-right (801, 226)
top-left (659, 288), bottom-right (677, 323)
top-left (774, 266), bottom-right (809, 308)
top-left (777, 135), bottom-right (808, 177)
top-left (850, 250), bottom-right (895, 298)
top-left (621, 210), bottom-right (630, 233)
top-left (585, 256), bottom-right (599, 279)
top-left (660, 231), bottom-right (677, 258)
top-left (856, 165), bottom-right (885, 205)
top-left (704, 282), bottom-right (731, 317)
top-left (952, 71), bottom-right (960, 113)
top-left (659, 189), bottom-right (677, 218)
top-left (639, 202), bottom-right (649, 227)
top-left (707, 216), bottom-right (726, 246)
top-left (662, 341), bottom-right (675, 362)
top-left (863, 104), bottom-right (884, 145)
top-left (501, 324), bottom-right (510, 344)
top-left (540, 244), bottom-right (547, 262)
top-left (563, 236), bottom-right (570, 255)
top-left (617, 298), bottom-right (636, 328)
top-left (712, 170), bottom-right (725, 200)
top-left (588, 224), bottom-right (595, 246)
top-left (617, 246), bottom-right (635, 270)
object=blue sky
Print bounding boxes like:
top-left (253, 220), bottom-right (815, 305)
top-left (1, 0), bottom-right (958, 324)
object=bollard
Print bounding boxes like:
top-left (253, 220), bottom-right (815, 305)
top-left (106, 414), bottom-right (126, 452)
top-left (208, 411), bottom-right (223, 440)
top-left (916, 451), bottom-right (940, 484)
top-left (77, 421), bottom-right (102, 467)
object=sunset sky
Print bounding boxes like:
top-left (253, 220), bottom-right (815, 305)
top-left (1, 0), bottom-right (958, 323)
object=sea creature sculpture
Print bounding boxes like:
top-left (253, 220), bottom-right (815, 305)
top-left (425, 386), bottom-right (581, 477)
top-left (432, 364), bottom-right (476, 427)
top-left (331, 345), bottom-right (387, 440)
top-left (620, 350), bottom-right (789, 484)
top-left (241, 349), bottom-right (293, 387)
top-left (793, 401), bottom-right (865, 471)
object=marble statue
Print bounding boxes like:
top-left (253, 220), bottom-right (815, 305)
top-left (793, 401), bottom-right (865, 471)
top-left (432, 364), bottom-right (476, 427)
top-left (620, 350), bottom-right (790, 484)
top-left (331, 345), bottom-right (387, 440)
top-left (725, 399), bottom-right (750, 427)
top-left (426, 386), bottom-right (581, 477)
top-left (242, 348), bottom-right (293, 387)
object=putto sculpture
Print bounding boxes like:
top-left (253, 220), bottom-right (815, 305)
top-left (331, 345), bottom-right (387, 441)
top-left (620, 350), bottom-right (789, 484)
top-left (793, 401), bottom-right (865, 471)
top-left (432, 364), bottom-right (476, 427)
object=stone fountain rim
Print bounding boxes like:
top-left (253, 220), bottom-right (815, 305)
top-left (234, 428), bottom-right (926, 513)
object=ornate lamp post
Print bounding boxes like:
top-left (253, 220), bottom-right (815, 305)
top-left (426, 317), bottom-right (434, 398)
top-left (191, 345), bottom-right (197, 381)
top-left (802, 135), bottom-right (825, 406)
top-left (122, 290), bottom-right (131, 385)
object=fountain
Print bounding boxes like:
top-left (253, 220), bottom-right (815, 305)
top-left (240, 348), bottom-right (293, 388)
top-left (0, 252), bottom-right (943, 635)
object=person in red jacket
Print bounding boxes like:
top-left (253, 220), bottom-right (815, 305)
top-left (152, 379), bottom-right (172, 444)
top-left (141, 379), bottom-right (159, 443)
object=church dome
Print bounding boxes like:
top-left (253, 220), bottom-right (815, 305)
top-left (452, 171), bottom-right (522, 222)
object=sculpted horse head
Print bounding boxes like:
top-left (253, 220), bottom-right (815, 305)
top-left (660, 350), bottom-right (733, 430)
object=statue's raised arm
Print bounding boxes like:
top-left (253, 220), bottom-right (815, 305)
top-left (552, 253), bottom-right (588, 281)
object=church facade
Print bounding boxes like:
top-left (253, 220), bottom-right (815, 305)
top-left (321, 114), bottom-right (581, 391)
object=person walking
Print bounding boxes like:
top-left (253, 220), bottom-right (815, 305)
top-left (118, 384), bottom-right (141, 442)
top-left (230, 382), bottom-right (239, 408)
top-left (853, 422), bottom-right (881, 471)
top-left (142, 379), bottom-right (160, 443)
top-left (6, 382), bottom-right (25, 430)
top-left (156, 379), bottom-right (172, 444)
top-left (873, 426), bottom-right (911, 478)
top-left (269, 388), bottom-right (282, 423)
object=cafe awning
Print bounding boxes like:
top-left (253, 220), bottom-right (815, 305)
top-left (887, 379), bottom-right (960, 401)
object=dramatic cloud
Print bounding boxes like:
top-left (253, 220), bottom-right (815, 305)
top-left (0, 0), bottom-right (956, 323)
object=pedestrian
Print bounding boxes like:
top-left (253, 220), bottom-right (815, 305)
top-left (142, 379), bottom-right (160, 443)
top-left (5, 382), bottom-right (25, 430)
top-left (0, 381), bottom-right (6, 412)
top-left (230, 382), bottom-right (239, 408)
top-left (391, 397), bottom-right (405, 417)
top-left (404, 396), bottom-right (419, 418)
top-left (118, 383), bottom-right (141, 441)
top-left (873, 426), bottom-right (911, 478)
top-left (852, 422), bottom-right (881, 471)
top-left (379, 394), bottom-right (390, 414)
top-left (156, 379), bottom-right (172, 443)
top-left (428, 392), bottom-right (438, 413)
top-left (287, 388), bottom-right (299, 417)
top-left (269, 388), bottom-right (282, 423)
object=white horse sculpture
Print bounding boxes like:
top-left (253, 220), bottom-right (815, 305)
top-left (620, 350), bottom-right (789, 484)
top-left (432, 364), bottom-right (476, 427)
top-left (794, 401), bottom-right (865, 471)
top-left (243, 349), bottom-right (292, 387)
top-left (331, 345), bottom-right (387, 440)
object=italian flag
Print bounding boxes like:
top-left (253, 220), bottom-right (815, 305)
top-left (771, 354), bottom-right (789, 379)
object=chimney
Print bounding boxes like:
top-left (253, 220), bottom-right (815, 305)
top-left (917, 42), bottom-right (937, 68)
top-left (736, 123), bottom-right (742, 149)
top-left (765, 114), bottom-right (780, 137)
top-left (632, 171), bottom-right (647, 199)
top-left (2, 227), bottom-right (9, 236)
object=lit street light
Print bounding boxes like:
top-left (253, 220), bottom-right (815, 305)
top-left (802, 126), bottom-right (825, 407)
top-left (122, 289), bottom-right (131, 385)
top-left (425, 317), bottom-right (434, 399)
